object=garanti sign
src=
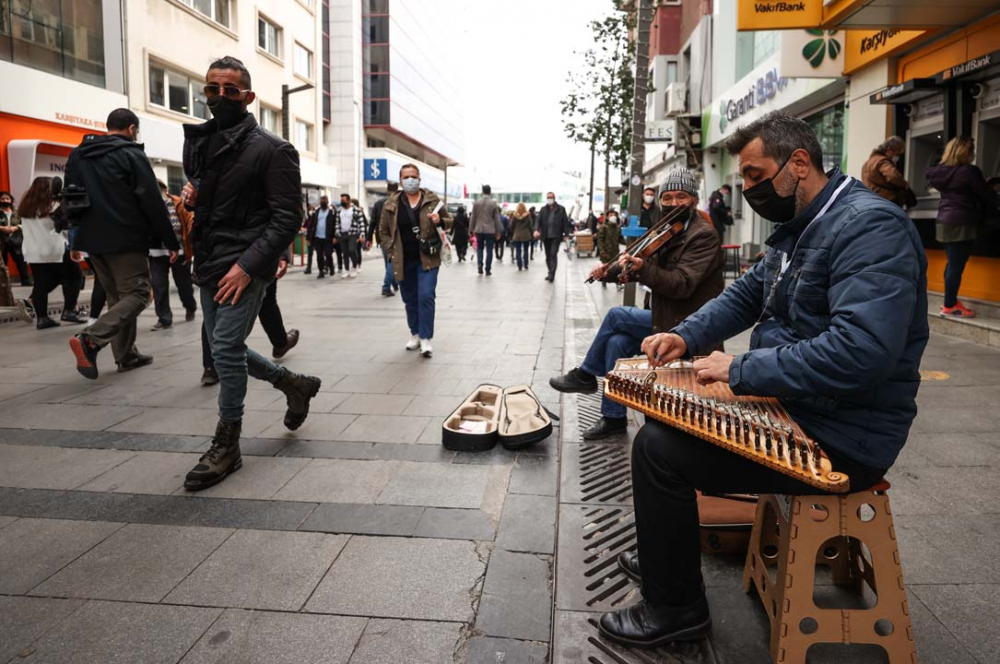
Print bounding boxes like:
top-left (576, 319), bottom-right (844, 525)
top-left (738, 0), bottom-right (823, 31)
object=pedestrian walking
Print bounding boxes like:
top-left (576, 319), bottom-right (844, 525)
top-left (529, 206), bottom-right (538, 260)
top-left (0, 191), bottom-right (31, 286)
top-left (352, 197), bottom-right (367, 272)
top-left (337, 193), bottom-right (365, 278)
top-left (17, 177), bottom-right (87, 329)
top-left (369, 182), bottom-right (399, 296)
top-left (66, 108), bottom-right (178, 374)
top-left (496, 208), bottom-right (509, 261)
top-left (707, 184), bottom-right (733, 241)
top-left (379, 163), bottom-right (451, 357)
top-left (509, 202), bottom-right (533, 271)
top-left (452, 204), bottom-right (470, 262)
top-left (639, 186), bottom-right (659, 229)
top-left (149, 180), bottom-right (197, 330)
top-left (470, 184), bottom-right (501, 275)
top-left (862, 136), bottom-right (912, 208)
top-left (595, 209), bottom-right (623, 289)
top-left (534, 192), bottom-right (572, 282)
top-left (926, 136), bottom-right (1000, 318)
top-left (305, 195), bottom-right (335, 278)
top-left (177, 56), bottom-right (321, 490)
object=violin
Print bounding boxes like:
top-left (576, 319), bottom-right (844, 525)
top-left (585, 206), bottom-right (689, 284)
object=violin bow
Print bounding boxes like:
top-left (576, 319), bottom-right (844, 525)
top-left (585, 206), bottom-right (689, 283)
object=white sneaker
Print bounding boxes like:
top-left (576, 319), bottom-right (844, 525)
top-left (420, 339), bottom-right (433, 357)
top-left (348, 269), bottom-right (357, 278)
top-left (356, 264), bottom-right (363, 273)
top-left (405, 335), bottom-right (420, 351)
top-left (340, 271), bottom-right (349, 279)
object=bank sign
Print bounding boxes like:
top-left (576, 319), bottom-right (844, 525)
top-left (717, 67), bottom-right (789, 137)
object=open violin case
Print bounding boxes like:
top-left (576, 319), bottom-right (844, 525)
top-left (442, 384), bottom-right (556, 451)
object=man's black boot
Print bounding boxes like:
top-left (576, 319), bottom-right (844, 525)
top-left (275, 370), bottom-right (322, 430)
top-left (549, 367), bottom-right (597, 394)
top-left (599, 595), bottom-right (711, 649)
top-left (583, 417), bottom-right (627, 440)
top-left (272, 329), bottom-right (300, 359)
top-left (618, 550), bottom-right (641, 583)
top-left (184, 420), bottom-right (242, 491)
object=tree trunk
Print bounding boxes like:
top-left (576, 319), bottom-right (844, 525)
top-left (588, 139), bottom-right (596, 215)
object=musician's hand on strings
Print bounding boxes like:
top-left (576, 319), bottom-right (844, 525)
top-left (589, 264), bottom-right (608, 282)
top-left (618, 253), bottom-right (644, 271)
top-left (693, 351), bottom-right (734, 386)
top-left (642, 333), bottom-right (686, 368)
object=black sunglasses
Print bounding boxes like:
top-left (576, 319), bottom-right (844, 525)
top-left (203, 84), bottom-right (250, 100)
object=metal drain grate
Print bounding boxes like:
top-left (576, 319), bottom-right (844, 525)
top-left (576, 383), bottom-right (605, 435)
top-left (561, 443), bottom-right (633, 505)
top-left (556, 505), bottom-right (639, 611)
top-left (552, 610), bottom-right (716, 664)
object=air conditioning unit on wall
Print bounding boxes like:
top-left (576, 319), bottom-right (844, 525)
top-left (665, 82), bottom-right (687, 116)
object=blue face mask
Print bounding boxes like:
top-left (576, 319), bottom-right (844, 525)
top-left (402, 177), bottom-right (421, 194)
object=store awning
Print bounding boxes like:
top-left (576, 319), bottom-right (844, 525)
top-left (869, 78), bottom-right (939, 104)
top-left (935, 50), bottom-right (1000, 84)
top-left (822, 0), bottom-right (1000, 30)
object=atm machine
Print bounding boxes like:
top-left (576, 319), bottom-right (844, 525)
top-left (973, 81), bottom-right (1000, 183)
top-left (903, 94), bottom-right (946, 245)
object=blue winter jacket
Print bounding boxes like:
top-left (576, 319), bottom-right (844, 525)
top-left (674, 170), bottom-right (929, 472)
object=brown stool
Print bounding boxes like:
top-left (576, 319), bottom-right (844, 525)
top-left (742, 482), bottom-right (917, 663)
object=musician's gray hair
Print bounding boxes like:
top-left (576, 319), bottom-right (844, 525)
top-left (725, 111), bottom-right (824, 171)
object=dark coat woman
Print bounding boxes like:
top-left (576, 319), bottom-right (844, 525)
top-left (926, 136), bottom-right (1000, 318)
top-left (452, 205), bottom-right (470, 262)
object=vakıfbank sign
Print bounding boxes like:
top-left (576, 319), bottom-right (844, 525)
top-left (738, 0), bottom-right (823, 31)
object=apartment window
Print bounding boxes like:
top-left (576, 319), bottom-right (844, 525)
top-left (176, 0), bottom-right (230, 28)
top-left (149, 62), bottom-right (209, 119)
top-left (363, 15), bottom-right (388, 44)
top-left (0, 0), bottom-right (107, 88)
top-left (293, 42), bottom-right (312, 79)
top-left (294, 119), bottom-right (313, 152)
top-left (260, 106), bottom-right (280, 135)
top-left (365, 73), bottom-right (388, 99)
top-left (365, 0), bottom-right (387, 13)
top-left (365, 100), bottom-right (388, 125)
top-left (364, 43), bottom-right (389, 73)
top-left (258, 15), bottom-right (281, 58)
top-left (666, 61), bottom-right (678, 85)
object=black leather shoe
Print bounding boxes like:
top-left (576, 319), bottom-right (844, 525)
top-left (36, 316), bottom-right (61, 330)
top-left (618, 550), bottom-right (641, 583)
top-left (272, 329), bottom-right (300, 359)
top-left (118, 354), bottom-right (153, 373)
top-left (549, 367), bottom-right (598, 394)
top-left (60, 310), bottom-right (87, 324)
top-left (583, 417), bottom-right (627, 440)
top-left (201, 367), bottom-right (220, 386)
top-left (185, 309), bottom-right (196, 322)
top-left (599, 596), bottom-right (711, 649)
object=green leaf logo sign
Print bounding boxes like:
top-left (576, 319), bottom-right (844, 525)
top-left (802, 30), bottom-right (841, 69)
top-left (719, 99), bottom-right (729, 134)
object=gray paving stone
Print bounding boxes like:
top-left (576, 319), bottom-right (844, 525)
top-left (913, 584), bottom-right (1000, 664)
top-left (377, 462), bottom-right (492, 508)
top-left (301, 503), bottom-right (424, 536)
top-left (338, 414), bottom-right (432, 443)
top-left (496, 494), bottom-right (557, 554)
top-left (108, 406), bottom-right (281, 437)
top-left (413, 507), bottom-right (497, 541)
top-left (165, 529), bottom-right (348, 611)
top-left (0, 596), bottom-right (86, 663)
top-left (257, 412), bottom-right (358, 441)
top-left (450, 445), bottom-right (519, 465)
top-left (185, 456), bottom-right (310, 500)
top-left (477, 550), bottom-right (552, 642)
top-left (402, 395), bottom-right (463, 417)
top-left (276, 440), bottom-right (376, 459)
top-left (369, 442), bottom-right (456, 462)
top-left (509, 453), bottom-right (559, 496)
top-left (0, 515), bottom-right (15, 529)
top-left (179, 608), bottom-right (367, 664)
top-left (305, 536), bottom-right (485, 622)
top-left (0, 444), bottom-right (136, 490)
top-left (464, 636), bottom-right (549, 664)
top-left (334, 393), bottom-right (414, 415)
top-left (36, 490), bottom-right (178, 523)
top-left (274, 458), bottom-right (397, 503)
top-left (0, 402), bottom-right (144, 431)
top-left (330, 375), bottom-right (403, 394)
top-left (31, 524), bottom-right (232, 603)
top-left (906, 589), bottom-right (979, 664)
top-left (260, 390), bottom-right (350, 413)
top-left (20, 600), bottom-right (221, 664)
top-left (76, 451), bottom-right (199, 495)
top-left (63, 384), bottom-right (170, 406)
top-left (348, 618), bottom-right (462, 664)
top-left (229, 437), bottom-right (294, 456)
top-left (0, 518), bottom-right (123, 594)
top-left (141, 495), bottom-right (318, 531)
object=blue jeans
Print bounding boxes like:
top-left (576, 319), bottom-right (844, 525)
top-left (201, 278), bottom-right (285, 423)
top-left (580, 306), bottom-right (653, 419)
top-left (399, 259), bottom-right (439, 340)
top-left (513, 240), bottom-right (530, 269)
top-left (382, 247), bottom-right (398, 292)
top-left (942, 240), bottom-right (974, 308)
top-left (476, 233), bottom-right (495, 272)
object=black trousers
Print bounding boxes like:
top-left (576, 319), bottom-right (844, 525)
top-left (631, 420), bottom-right (886, 607)
top-left (202, 279), bottom-right (287, 368)
top-left (2, 242), bottom-right (30, 285)
top-left (334, 239), bottom-right (345, 271)
top-left (543, 237), bottom-right (561, 278)
top-left (942, 240), bottom-right (974, 308)
top-left (495, 235), bottom-right (505, 260)
top-left (149, 255), bottom-right (196, 326)
top-left (314, 237), bottom-right (334, 275)
top-left (29, 252), bottom-right (80, 315)
top-left (305, 241), bottom-right (315, 272)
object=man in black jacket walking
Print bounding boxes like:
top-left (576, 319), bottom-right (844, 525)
top-left (178, 56), bottom-right (321, 491)
top-left (66, 108), bottom-right (179, 377)
top-left (534, 192), bottom-right (572, 282)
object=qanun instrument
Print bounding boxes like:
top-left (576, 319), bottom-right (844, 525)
top-left (605, 358), bottom-right (850, 492)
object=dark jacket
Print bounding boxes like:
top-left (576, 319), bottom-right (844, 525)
top-left (925, 163), bottom-right (999, 228)
top-left (862, 151), bottom-right (909, 205)
top-left (305, 206), bottom-right (335, 241)
top-left (452, 207), bottom-right (470, 244)
top-left (640, 203), bottom-right (659, 229)
top-left (708, 190), bottom-right (732, 238)
top-left (509, 212), bottom-right (533, 241)
top-left (182, 114), bottom-right (302, 286)
top-left (536, 202), bottom-right (572, 239)
top-left (596, 219), bottom-right (623, 262)
top-left (65, 134), bottom-right (178, 255)
top-left (369, 198), bottom-right (388, 244)
top-left (379, 189), bottom-right (452, 281)
top-left (674, 171), bottom-right (929, 472)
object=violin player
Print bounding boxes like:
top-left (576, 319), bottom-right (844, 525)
top-left (549, 168), bottom-right (724, 440)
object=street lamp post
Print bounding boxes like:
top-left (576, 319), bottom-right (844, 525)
top-left (281, 83), bottom-right (315, 141)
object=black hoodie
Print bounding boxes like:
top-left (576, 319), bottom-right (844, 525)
top-left (65, 134), bottom-right (178, 254)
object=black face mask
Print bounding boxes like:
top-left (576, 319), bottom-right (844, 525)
top-left (207, 95), bottom-right (246, 130)
top-left (0, 201), bottom-right (11, 209)
top-left (742, 156), bottom-right (799, 224)
top-left (341, 201), bottom-right (350, 208)
top-left (319, 201), bottom-right (328, 209)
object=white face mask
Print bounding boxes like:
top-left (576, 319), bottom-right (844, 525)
top-left (402, 177), bottom-right (421, 194)
top-left (546, 198), bottom-right (555, 205)
top-left (643, 194), bottom-right (655, 204)
top-left (607, 215), bottom-right (618, 223)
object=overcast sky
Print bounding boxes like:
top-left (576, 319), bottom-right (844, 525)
top-left (446, 0), bottom-right (617, 184)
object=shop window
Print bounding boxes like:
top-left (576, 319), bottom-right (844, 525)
top-left (260, 106), bottom-right (280, 135)
top-left (149, 62), bottom-right (209, 119)
top-left (295, 119), bottom-right (313, 152)
top-left (294, 42), bottom-right (312, 79)
top-left (0, 0), bottom-right (107, 88)
top-left (258, 14), bottom-right (281, 59)
top-left (804, 103), bottom-right (845, 173)
top-left (177, 0), bottom-right (230, 29)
